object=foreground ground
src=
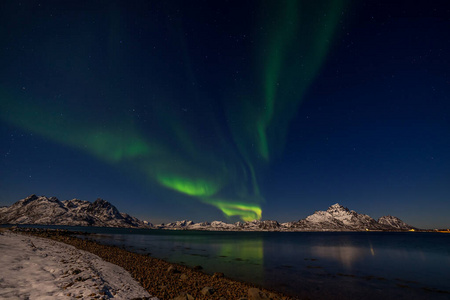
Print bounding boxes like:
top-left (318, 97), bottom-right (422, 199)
top-left (0, 229), bottom-right (155, 299)
top-left (0, 228), bottom-right (292, 300)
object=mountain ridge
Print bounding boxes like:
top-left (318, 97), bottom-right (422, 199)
top-left (0, 195), bottom-right (151, 228)
top-left (158, 202), bottom-right (415, 231)
top-left (0, 195), bottom-right (416, 231)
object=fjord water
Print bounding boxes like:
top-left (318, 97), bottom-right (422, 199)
top-left (10, 225), bottom-right (446, 299)
top-left (74, 229), bottom-right (449, 300)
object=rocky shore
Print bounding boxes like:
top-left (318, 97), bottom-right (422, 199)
top-left (11, 228), bottom-right (294, 300)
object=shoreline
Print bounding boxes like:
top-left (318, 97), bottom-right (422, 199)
top-left (9, 227), bottom-right (294, 300)
top-left (0, 228), bottom-right (154, 299)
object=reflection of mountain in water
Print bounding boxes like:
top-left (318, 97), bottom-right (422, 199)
top-left (311, 245), bottom-right (371, 269)
top-left (80, 228), bottom-right (450, 300)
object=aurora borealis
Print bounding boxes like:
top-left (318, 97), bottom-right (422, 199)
top-left (1, 1), bottom-right (449, 227)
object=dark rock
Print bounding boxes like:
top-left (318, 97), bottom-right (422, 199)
top-left (213, 272), bottom-right (224, 278)
top-left (201, 286), bottom-right (215, 296)
top-left (248, 288), bottom-right (270, 300)
top-left (173, 292), bottom-right (194, 300)
top-left (180, 274), bottom-right (188, 280)
top-left (167, 265), bottom-right (179, 274)
top-left (269, 292), bottom-right (281, 300)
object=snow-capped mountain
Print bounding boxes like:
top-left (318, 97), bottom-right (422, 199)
top-left (156, 203), bottom-right (415, 231)
top-left (377, 215), bottom-right (413, 230)
top-left (1, 196), bottom-right (415, 231)
top-left (0, 195), bottom-right (151, 228)
top-left (281, 203), bottom-right (415, 231)
top-left (282, 203), bottom-right (384, 231)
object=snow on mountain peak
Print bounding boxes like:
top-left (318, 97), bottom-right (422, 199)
top-left (0, 195), bottom-right (150, 228)
top-left (326, 203), bottom-right (349, 214)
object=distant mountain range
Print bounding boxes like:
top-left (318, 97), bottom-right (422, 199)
top-left (158, 203), bottom-right (415, 231)
top-left (0, 195), bottom-right (415, 231)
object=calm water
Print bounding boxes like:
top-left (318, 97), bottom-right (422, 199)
top-left (8, 225), bottom-right (450, 299)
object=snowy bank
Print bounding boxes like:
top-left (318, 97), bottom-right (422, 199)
top-left (0, 230), bottom-right (157, 299)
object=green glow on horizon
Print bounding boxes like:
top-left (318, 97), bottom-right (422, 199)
top-left (0, 93), bottom-right (157, 163)
top-left (157, 175), bottom-right (219, 197)
top-left (82, 130), bottom-right (153, 162)
top-left (259, 0), bottom-right (299, 161)
top-left (202, 199), bottom-right (262, 222)
top-left (250, 0), bottom-right (345, 162)
top-left (0, 1), bottom-right (346, 221)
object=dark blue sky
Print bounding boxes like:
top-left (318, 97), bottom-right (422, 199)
top-left (1, 0), bottom-right (449, 228)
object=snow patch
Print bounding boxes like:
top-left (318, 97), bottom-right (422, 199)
top-left (0, 231), bottom-right (158, 299)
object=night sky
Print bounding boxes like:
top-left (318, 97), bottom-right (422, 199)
top-left (1, 1), bottom-right (449, 228)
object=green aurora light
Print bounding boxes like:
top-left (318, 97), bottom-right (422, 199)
top-left (0, 0), bottom-right (344, 221)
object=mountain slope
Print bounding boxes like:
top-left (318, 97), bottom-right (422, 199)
top-left (0, 195), bottom-right (151, 228)
top-left (378, 215), bottom-right (414, 230)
